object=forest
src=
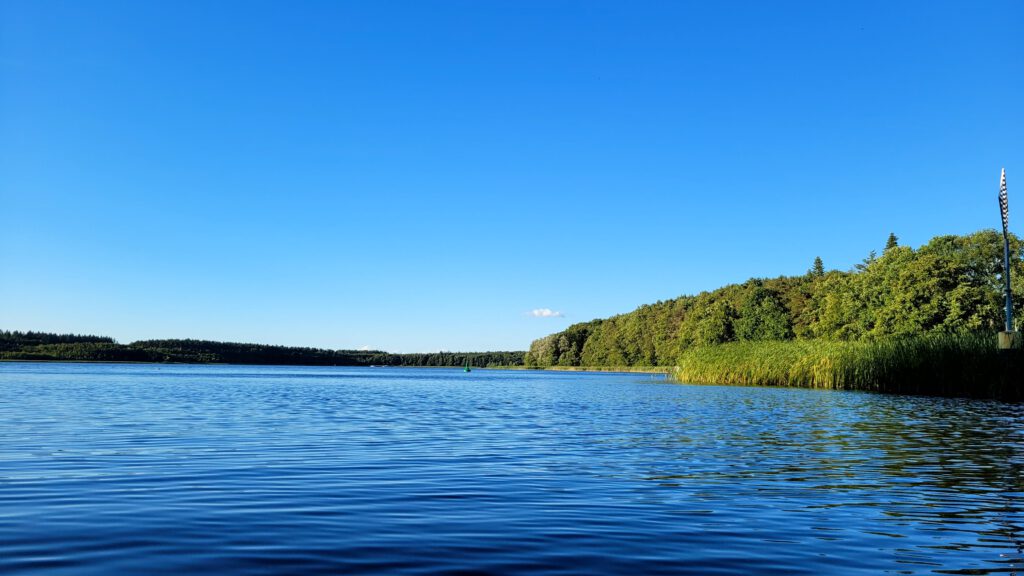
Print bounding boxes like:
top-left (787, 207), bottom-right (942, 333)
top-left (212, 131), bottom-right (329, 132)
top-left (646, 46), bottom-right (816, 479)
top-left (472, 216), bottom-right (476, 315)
top-left (0, 332), bottom-right (524, 368)
top-left (526, 230), bottom-right (1024, 368)
top-left (4, 229), bottom-right (1019, 382)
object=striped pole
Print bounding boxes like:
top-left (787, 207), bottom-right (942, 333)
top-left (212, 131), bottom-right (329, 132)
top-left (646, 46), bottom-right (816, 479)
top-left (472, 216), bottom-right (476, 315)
top-left (999, 168), bottom-right (1013, 334)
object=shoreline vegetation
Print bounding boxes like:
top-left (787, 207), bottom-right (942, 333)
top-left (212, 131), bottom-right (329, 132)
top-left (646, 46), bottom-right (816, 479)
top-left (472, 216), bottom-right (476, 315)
top-left (676, 333), bottom-right (1021, 400)
top-left (5, 231), bottom-right (1022, 399)
top-left (0, 332), bottom-right (525, 368)
top-left (489, 366), bottom-right (672, 374)
top-left (526, 230), bottom-right (1023, 400)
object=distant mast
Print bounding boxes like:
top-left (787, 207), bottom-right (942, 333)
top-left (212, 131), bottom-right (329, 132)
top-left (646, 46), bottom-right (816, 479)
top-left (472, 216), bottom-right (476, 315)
top-left (998, 169), bottom-right (1016, 348)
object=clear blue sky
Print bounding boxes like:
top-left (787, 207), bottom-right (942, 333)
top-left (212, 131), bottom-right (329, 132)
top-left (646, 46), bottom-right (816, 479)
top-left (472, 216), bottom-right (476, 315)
top-left (1, 1), bottom-right (1021, 352)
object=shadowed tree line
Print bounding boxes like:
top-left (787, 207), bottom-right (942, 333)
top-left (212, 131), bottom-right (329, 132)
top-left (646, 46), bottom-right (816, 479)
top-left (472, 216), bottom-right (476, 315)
top-left (526, 230), bottom-right (1024, 368)
top-left (0, 332), bottom-right (524, 367)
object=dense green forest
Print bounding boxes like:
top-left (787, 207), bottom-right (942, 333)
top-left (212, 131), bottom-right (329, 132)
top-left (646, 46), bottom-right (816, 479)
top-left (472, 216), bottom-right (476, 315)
top-left (526, 230), bottom-right (1024, 368)
top-left (0, 332), bottom-right (524, 367)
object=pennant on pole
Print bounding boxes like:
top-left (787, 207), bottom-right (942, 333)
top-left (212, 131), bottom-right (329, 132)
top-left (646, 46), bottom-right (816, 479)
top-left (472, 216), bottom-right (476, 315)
top-left (999, 168), bottom-right (1009, 236)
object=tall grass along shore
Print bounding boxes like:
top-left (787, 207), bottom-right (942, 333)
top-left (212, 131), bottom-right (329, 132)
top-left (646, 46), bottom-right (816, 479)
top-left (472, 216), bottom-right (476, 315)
top-left (674, 332), bottom-right (1022, 400)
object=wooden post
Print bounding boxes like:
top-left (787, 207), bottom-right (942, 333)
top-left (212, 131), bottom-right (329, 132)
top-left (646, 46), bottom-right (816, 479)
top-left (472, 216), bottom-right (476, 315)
top-left (999, 331), bottom-right (1018, 350)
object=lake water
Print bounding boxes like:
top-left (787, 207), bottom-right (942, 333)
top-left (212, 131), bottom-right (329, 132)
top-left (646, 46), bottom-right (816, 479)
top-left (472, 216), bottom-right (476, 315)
top-left (1, 363), bottom-right (1021, 574)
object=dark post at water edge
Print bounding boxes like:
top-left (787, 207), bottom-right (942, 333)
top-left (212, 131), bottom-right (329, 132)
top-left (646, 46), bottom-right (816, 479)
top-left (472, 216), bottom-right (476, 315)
top-left (998, 168), bottom-right (1017, 349)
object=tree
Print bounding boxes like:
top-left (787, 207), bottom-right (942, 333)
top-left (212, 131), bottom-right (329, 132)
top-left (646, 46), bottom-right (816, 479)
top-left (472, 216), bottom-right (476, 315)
top-left (525, 229), bottom-right (1023, 366)
top-left (855, 250), bottom-right (877, 271)
top-left (736, 287), bottom-right (793, 341)
top-left (693, 300), bottom-right (737, 346)
top-left (885, 232), bottom-right (899, 251)
top-left (811, 256), bottom-right (825, 277)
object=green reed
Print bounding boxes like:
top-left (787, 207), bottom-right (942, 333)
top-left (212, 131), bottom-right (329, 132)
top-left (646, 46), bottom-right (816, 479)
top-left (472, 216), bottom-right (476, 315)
top-left (674, 332), bottom-right (1021, 400)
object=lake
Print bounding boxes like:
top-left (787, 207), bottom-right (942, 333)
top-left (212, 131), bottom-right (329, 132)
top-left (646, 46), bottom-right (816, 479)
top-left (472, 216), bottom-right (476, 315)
top-left (1, 362), bottom-right (1021, 574)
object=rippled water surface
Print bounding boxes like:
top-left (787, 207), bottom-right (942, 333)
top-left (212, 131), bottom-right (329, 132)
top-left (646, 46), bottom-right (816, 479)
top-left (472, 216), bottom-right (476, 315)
top-left (1, 363), bottom-right (1022, 574)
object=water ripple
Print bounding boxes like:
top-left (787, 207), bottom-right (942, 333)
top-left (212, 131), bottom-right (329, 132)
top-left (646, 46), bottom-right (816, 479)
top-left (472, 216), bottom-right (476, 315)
top-left (1, 363), bottom-right (1021, 574)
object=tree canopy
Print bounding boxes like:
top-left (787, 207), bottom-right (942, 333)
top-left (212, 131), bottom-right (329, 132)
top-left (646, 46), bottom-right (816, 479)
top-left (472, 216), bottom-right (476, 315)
top-left (0, 331), bottom-right (524, 367)
top-left (526, 230), bottom-right (1023, 367)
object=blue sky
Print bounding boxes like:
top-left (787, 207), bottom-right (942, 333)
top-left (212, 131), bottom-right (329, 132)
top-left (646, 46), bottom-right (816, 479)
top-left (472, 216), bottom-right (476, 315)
top-left (1, 1), bottom-right (1021, 352)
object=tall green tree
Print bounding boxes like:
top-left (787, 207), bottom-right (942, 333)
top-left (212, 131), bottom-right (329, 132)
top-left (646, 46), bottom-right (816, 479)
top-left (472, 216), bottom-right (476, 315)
top-left (885, 232), bottom-right (899, 251)
top-left (735, 286), bottom-right (793, 341)
top-left (693, 300), bottom-right (738, 346)
top-left (810, 256), bottom-right (825, 277)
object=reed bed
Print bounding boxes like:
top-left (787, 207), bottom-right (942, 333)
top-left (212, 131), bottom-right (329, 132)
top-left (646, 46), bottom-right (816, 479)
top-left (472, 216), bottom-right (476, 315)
top-left (674, 332), bottom-right (1022, 400)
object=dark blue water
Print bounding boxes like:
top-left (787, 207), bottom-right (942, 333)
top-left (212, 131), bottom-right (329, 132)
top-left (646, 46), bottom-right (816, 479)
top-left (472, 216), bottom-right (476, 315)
top-left (1, 363), bottom-right (1021, 574)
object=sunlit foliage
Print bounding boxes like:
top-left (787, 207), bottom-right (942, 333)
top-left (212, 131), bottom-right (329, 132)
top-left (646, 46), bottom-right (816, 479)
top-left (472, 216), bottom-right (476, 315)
top-left (527, 230), bottom-right (1023, 368)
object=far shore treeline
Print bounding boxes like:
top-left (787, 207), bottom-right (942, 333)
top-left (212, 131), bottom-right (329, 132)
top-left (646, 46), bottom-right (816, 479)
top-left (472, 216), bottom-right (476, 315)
top-left (526, 230), bottom-right (1022, 399)
top-left (0, 332), bottom-right (525, 368)
top-left (4, 229), bottom-right (1021, 398)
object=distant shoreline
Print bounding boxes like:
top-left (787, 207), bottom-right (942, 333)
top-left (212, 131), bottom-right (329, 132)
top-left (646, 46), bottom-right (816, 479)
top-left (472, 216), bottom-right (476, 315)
top-left (0, 332), bottom-right (526, 368)
top-left (487, 365), bottom-right (672, 374)
top-left (0, 358), bottom-right (670, 375)
top-left (0, 359), bottom-right (515, 369)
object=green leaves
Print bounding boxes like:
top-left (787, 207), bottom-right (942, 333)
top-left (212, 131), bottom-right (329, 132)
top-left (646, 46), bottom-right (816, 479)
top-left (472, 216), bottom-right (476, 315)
top-left (693, 300), bottom-right (737, 347)
top-left (735, 287), bottom-right (792, 342)
top-left (527, 229), bottom-right (1024, 368)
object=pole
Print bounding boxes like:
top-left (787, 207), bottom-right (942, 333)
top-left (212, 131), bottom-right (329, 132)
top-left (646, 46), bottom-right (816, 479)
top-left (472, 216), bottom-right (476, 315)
top-left (998, 168), bottom-right (1016, 349)
top-left (1005, 233), bottom-right (1014, 333)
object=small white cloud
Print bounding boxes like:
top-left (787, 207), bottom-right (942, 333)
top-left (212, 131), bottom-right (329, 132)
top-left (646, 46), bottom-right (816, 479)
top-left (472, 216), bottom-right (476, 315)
top-left (529, 308), bottom-right (565, 318)
top-left (358, 345), bottom-right (372, 351)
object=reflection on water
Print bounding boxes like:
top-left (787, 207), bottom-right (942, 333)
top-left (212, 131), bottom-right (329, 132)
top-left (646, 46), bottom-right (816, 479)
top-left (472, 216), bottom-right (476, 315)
top-left (0, 363), bottom-right (1021, 574)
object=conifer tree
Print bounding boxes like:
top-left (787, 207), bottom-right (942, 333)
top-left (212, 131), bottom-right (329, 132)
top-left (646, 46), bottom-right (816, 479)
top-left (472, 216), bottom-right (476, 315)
top-left (811, 256), bottom-right (825, 277)
top-left (885, 232), bottom-right (899, 251)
